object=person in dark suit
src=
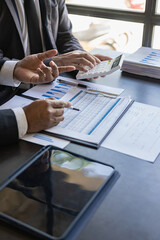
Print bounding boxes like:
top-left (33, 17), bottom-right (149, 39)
top-left (0, 0), bottom-right (84, 60)
top-left (0, 0), bottom-right (110, 145)
top-left (0, 49), bottom-right (75, 146)
top-left (0, 0), bottom-right (110, 83)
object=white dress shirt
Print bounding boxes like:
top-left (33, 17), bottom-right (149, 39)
top-left (12, 107), bottom-right (28, 138)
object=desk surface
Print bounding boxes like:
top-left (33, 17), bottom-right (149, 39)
top-left (1, 70), bottom-right (160, 240)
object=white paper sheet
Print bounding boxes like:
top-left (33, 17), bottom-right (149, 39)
top-left (0, 95), bottom-right (32, 109)
top-left (22, 133), bottom-right (69, 148)
top-left (22, 76), bottom-right (124, 100)
top-left (122, 47), bottom-right (160, 79)
top-left (22, 77), bottom-right (73, 100)
top-left (123, 47), bottom-right (160, 67)
top-left (101, 102), bottom-right (160, 162)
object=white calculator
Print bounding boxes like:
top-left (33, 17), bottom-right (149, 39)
top-left (76, 54), bottom-right (124, 80)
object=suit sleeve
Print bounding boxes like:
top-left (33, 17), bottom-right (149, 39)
top-left (0, 109), bottom-right (19, 145)
top-left (55, 0), bottom-right (84, 53)
top-left (0, 59), bottom-right (6, 70)
top-left (0, 1), bottom-right (25, 64)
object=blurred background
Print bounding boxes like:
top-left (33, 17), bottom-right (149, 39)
top-left (65, 0), bottom-right (160, 53)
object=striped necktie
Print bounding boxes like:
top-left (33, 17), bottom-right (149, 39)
top-left (24, 0), bottom-right (43, 54)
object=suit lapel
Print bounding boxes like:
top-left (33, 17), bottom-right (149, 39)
top-left (5, 0), bottom-right (25, 52)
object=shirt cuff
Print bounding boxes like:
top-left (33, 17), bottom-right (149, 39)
top-left (0, 61), bottom-right (21, 87)
top-left (12, 107), bottom-right (28, 138)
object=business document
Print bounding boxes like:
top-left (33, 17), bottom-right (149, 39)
top-left (122, 47), bottom-right (160, 79)
top-left (102, 102), bottom-right (160, 162)
top-left (45, 87), bottom-right (133, 147)
top-left (22, 76), bottom-right (124, 100)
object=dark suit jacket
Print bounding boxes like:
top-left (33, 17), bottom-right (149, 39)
top-left (0, 109), bottom-right (18, 145)
top-left (0, 0), bottom-right (84, 145)
top-left (0, 0), bottom-right (83, 101)
top-left (0, 0), bottom-right (83, 64)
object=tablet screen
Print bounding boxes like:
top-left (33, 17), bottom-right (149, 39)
top-left (0, 147), bottom-right (114, 239)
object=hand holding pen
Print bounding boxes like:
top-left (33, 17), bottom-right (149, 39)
top-left (23, 97), bottom-right (80, 133)
top-left (42, 96), bottom-right (80, 111)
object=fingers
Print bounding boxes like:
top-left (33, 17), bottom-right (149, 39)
top-left (94, 54), bottom-right (112, 61)
top-left (37, 49), bottom-right (58, 61)
top-left (48, 51), bottom-right (111, 75)
top-left (75, 53), bottom-right (112, 73)
top-left (48, 99), bottom-right (72, 109)
top-left (50, 115), bottom-right (64, 125)
top-left (37, 68), bottom-right (46, 81)
top-left (75, 52), bottom-right (100, 66)
top-left (48, 97), bottom-right (55, 100)
top-left (52, 108), bottom-right (64, 116)
top-left (37, 61), bottom-right (59, 82)
top-left (46, 107), bottom-right (65, 124)
top-left (73, 52), bottom-right (101, 71)
top-left (63, 101), bottom-right (72, 108)
top-left (44, 99), bottom-right (71, 127)
top-left (49, 61), bottom-right (76, 77)
top-left (49, 61), bottom-right (59, 79)
top-left (58, 66), bottom-right (76, 73)
top-left (35, 67), bottom-right (51, 84)
top-left (72, 53), bottom-right (100, 71)
top-left (76, 58), bottom-right (95, 72)
top-left (31, 65), bottom-right (58, 84)
top-left (23, 98), bottom-right (71, 133)
top-left (87, 53), bottom-right (100, 65)
top-left (42, 66), bottom-right (55, 82)
top-left (53, 51), bottom-right (101, 71)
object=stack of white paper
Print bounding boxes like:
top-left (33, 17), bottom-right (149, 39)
top-left (122, 47), bottom-right (160, 79)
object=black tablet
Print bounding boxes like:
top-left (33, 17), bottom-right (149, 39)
top-left (0, 146), bottom-right (115, 240)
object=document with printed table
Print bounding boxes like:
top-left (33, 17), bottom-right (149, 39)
top-left (21, 76), bottom-right (132, 148)
top-left (44, 87), bottom-right (133, 148)
top-left (1, 77), bottom-right (127, 148)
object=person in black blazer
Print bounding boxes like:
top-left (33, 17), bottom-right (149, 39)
top-left (0, 0), bottom-right (84, 57)
top-left (0, 0), bottom-right (111, 145)
top-left (0, 0), bottom-right (111, 105)
top-left (0, 0), bottom-right (110, 74)
top-left (0, 49), bottom-right (75, 146)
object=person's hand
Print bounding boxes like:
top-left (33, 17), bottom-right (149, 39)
top-left (92, 54), bottom-right (113, 79)
top-left (23, 98), bottom-right (72, 133)
top-left (52, 50), bottom-right (112, 73)
top-left (94, 54), bottom-right (112, 62)
top-left (13, 49), bottom-right (76, 84)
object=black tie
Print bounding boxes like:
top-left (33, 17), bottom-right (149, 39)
top-left (39, 0), bottom-right (54, 50)
top-left (24, 0), bottom-right (43, 54)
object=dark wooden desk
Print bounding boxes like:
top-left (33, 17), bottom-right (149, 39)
top-left (1, 70), bottom-right (160, 240)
